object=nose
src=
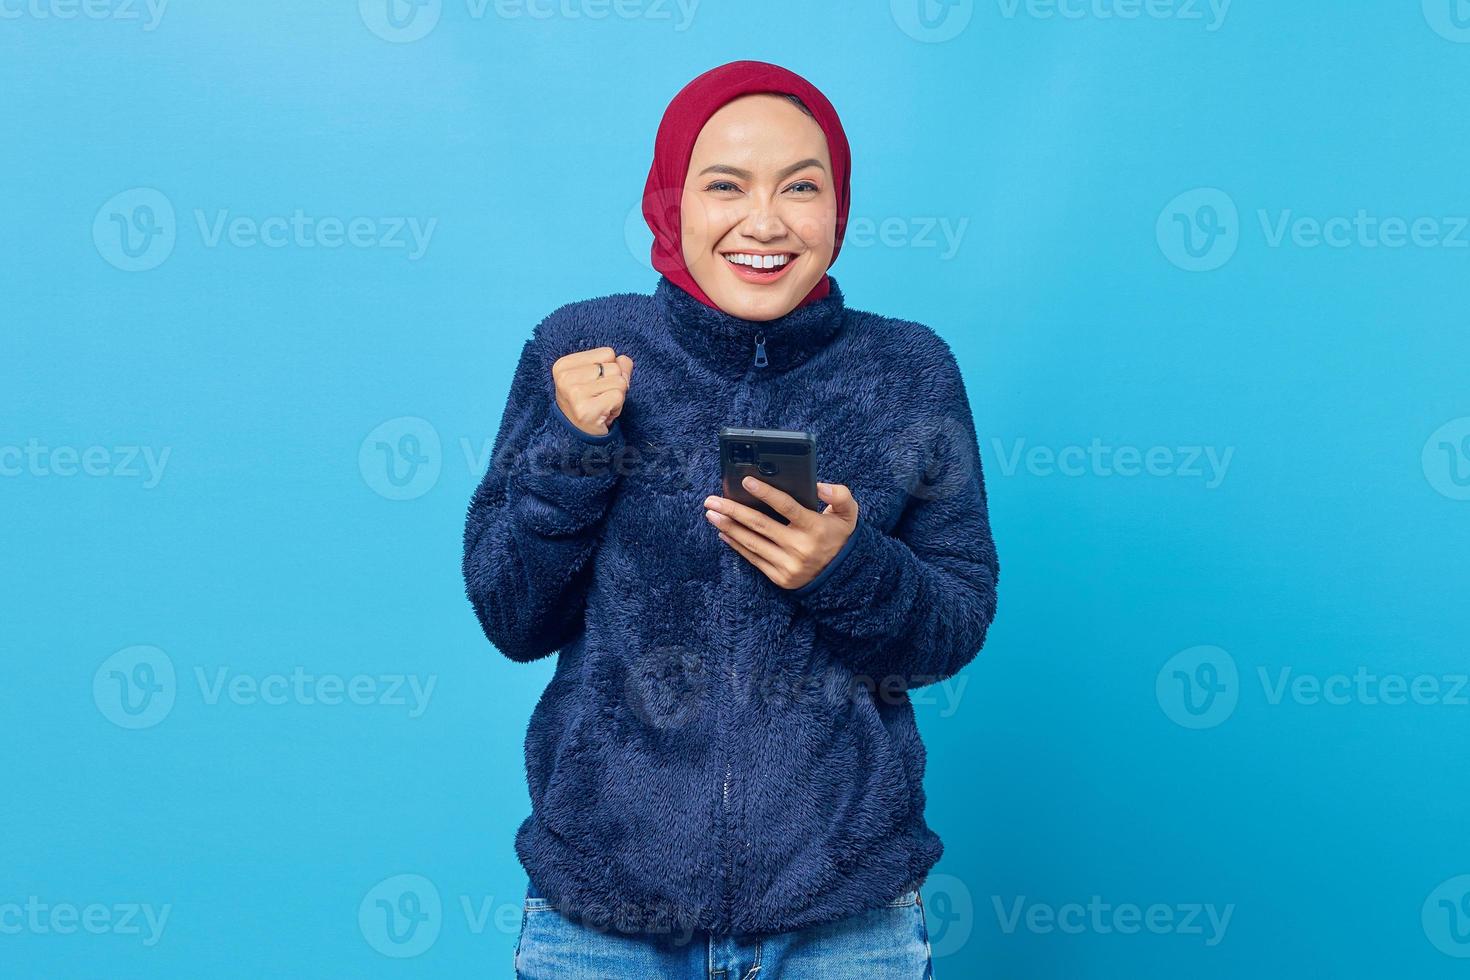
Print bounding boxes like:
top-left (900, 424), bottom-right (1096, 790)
top-left (740, 201), bottom-right (788, 242)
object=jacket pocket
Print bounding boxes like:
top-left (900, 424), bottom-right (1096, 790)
top-left (531, 645), bottom-right (724, 892)
top-left (836, 666), bottom-right (917, 844)
top-left (738, 645), bottom-right (917, 902)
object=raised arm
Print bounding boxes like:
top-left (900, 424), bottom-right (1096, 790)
top-left (461, 327), bottom-right (629, 663)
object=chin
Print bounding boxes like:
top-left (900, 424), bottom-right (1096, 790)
top-left (709, 266), bottom-right (822, 322)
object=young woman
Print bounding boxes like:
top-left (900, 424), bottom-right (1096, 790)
top-left (463, 59), bottom-right (1000, 979)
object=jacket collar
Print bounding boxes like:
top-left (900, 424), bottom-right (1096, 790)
top-left (654, 274), bottom-right (847, 377)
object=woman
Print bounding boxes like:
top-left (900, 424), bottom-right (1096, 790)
top-left (462, 60), bottom-right (1000, 979)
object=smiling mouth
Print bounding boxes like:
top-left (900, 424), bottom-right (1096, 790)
top-left (722, 251), bottom-right (798, 284)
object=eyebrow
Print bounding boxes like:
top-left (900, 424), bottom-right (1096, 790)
top-left (697, 158), bottom-right (827, 181)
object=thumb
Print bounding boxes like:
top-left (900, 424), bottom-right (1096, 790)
top-left (817, 482), bottom-right (858, 521)
top-left (617, 353), bottom-right (634, 383)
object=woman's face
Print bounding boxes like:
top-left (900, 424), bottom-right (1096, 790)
top-left (680, 94), bottom-right (837, 322)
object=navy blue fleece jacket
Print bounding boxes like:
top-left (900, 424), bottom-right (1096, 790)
top-left (462, 274), bottom-right (999, 938)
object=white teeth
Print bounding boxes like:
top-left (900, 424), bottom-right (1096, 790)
top-left (725, 253), bottom-right (791, 269)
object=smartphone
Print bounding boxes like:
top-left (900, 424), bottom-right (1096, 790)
top-left (719, 427), bottom-right (820, 526)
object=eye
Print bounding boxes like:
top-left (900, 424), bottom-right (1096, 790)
top-left (787, 180), bottom-right (820, 194)
top-left (706, 180), bottom-right (741, 193)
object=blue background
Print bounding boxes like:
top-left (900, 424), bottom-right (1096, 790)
top-left (5, 1), bottom-right (1469, 976)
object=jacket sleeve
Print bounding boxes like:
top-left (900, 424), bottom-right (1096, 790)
top-left (785, 340), bottom-right (999, 688)
top-left (461, 326), bottom-right (625, 663)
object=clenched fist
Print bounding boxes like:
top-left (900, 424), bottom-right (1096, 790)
top-left (552, 346), bottom-right (635, 437)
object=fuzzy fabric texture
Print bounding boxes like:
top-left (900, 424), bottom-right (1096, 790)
top-left (461, 274), bottom-right (1000, 938)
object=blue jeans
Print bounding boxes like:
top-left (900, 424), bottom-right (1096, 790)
top-left (513, 879), bottom-right (935, 978)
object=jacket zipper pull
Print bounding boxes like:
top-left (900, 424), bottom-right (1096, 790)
top-left (753, 331), bottom-right (768, 368)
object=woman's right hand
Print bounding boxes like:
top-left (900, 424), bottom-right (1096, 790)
top-left (552, 346), bottom-right (634, 437)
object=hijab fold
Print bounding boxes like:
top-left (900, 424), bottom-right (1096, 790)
top-left (642, 60), bottom-right (852, 312)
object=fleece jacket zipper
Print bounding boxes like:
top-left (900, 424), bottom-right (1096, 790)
top-left (718, 328), bottom-right (767, 932)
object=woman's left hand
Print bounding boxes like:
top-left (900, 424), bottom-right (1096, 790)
top-left (703, 477), bottom-right (858, 590)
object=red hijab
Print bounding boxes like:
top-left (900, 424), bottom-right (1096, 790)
top-left (642, 60), bottom-right (852, 312)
